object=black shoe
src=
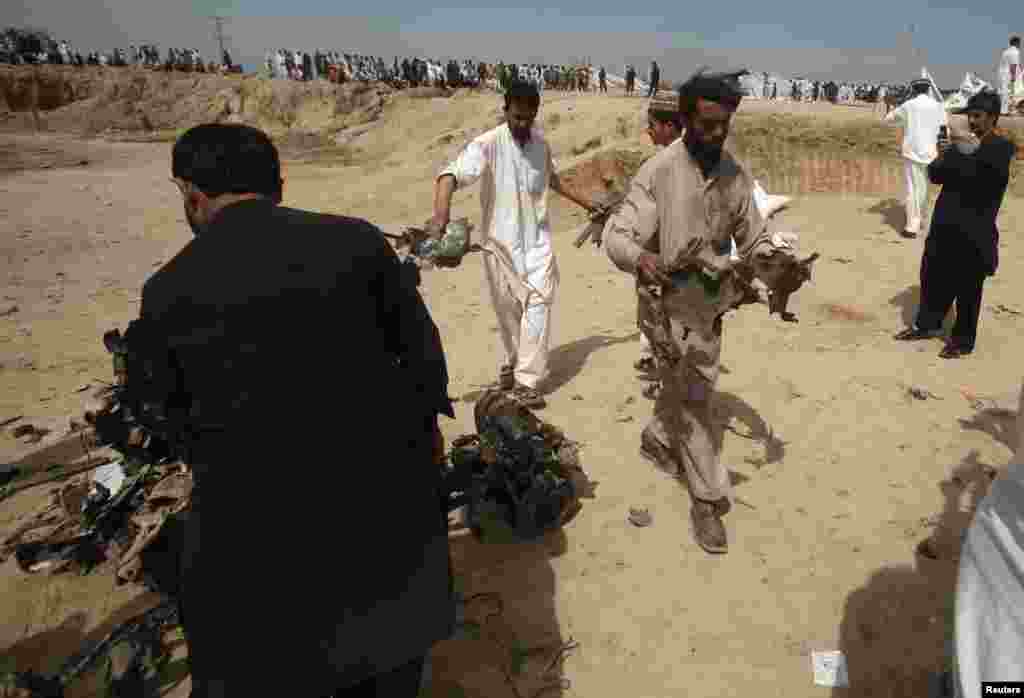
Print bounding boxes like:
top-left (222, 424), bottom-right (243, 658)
top-left (939, 343), bottom-right (973, 359)
top-left (894, 327), bottom-right (941, 341)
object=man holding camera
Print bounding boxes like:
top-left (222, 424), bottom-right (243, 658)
top-left (895, 90), bottom-right (1016, 359)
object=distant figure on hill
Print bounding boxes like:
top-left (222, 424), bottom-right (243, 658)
top-left (997, 36), bottom-right (1021, 115)
top-left (648, 60), bottom-right (660, 97)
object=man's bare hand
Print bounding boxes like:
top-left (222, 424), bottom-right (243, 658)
top-left (637, 252), bottom-right (672, 286)
top-left (426, 212), bottom-right (450, 240)
top-left (433, 420), bottom-right (446, 465)
top-left (948, 123), bottom-right (971, 143)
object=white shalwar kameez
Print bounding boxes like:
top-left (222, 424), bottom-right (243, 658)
top-left (998, 45), bottom-right (1021, 115)
top-left (440, 124), bottom-right (560, 390)
top-left (884, 93), bottom-right (947, 235)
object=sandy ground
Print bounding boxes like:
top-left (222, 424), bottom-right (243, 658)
top-left (1, 91), bottom-right (1022, 698)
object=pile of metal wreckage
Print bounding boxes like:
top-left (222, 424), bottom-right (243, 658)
top-left (0, 239), bottom-right (588, 695)
top-left (0, 330), bottom-right (193, 697)
top-left (444, 389), bottom-right (586, 541)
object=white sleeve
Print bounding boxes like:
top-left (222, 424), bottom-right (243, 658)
top-left (439, 139), bottom-right (488, 190)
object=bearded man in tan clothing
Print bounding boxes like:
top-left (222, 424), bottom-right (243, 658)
top-left (605, 70), bottom-right (801, 554)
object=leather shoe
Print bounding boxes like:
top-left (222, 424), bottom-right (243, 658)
top-left (939, 343), bottom-right (972, 359)
top-left (639, 427), bottom-right (680, 475)
top-left (691, 499), bottom-right (728, 553)
top-left (894, 327), bottom-right (941, 341)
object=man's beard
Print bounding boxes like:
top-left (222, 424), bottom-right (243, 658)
top-left (686, 137), bottom-right (723, 172)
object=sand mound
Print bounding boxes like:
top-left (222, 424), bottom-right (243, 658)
top-left (0, 66), bottom-right (392, 138)
top-left (0, 66), bottom-right (76, 112)
top-left (557, 147), bottom-right (648, 200)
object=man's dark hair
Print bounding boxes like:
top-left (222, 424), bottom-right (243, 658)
top-left (504, 80), bottom-right (541, 111)
top-left (172, 124), bottom-right (281, 199)
top-left (678, 68), bottom-right (747, 116)
top-left (965, 89), bottom-right (1002, 117)
top-left (912, 81), bottom-right (930, 95)
top-left (650, 111), bottom-right (683, 130)
top-left (1012, 36), bottom-right (1021, 47)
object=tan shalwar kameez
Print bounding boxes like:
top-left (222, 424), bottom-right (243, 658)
top-left (605, 140), bottom-right (795, 503)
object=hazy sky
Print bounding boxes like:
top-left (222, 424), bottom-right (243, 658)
top-left (6, 0), bottom-right (1020, 86)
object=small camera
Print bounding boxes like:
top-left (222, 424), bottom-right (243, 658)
top-left (938, 125), bottom-right (948, 141)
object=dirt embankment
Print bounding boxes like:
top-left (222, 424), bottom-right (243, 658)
top-left (6, 65), bottom-right (1024, 158)
top-left (0, 66), bottom-right (392, 141)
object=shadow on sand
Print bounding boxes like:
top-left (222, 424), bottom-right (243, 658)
top-left (458, 332), bottom-right (642, 404)
top-left (427, 529), bottom-right (573, 698)
top-left (867, 197), bottom-right (906, 234)
top-left (889, 285), bottom-right (920, 329)
top-left (544, 332), bottom-right (641, 394)
top-left (715, 391), bottom-right (787, 469)
top-left (888, 286), bottom-right (955, 334)
top-left (833, 449), bottom-right (1000, 698)
top-left (1, 590), bottom-right (188, 695)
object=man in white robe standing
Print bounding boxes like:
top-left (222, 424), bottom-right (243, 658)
top-left (997, 36), bottom-right (1021, 116)
top-left (429, 80), bottom-right (597, 408)
top-left (884, 77), bottom-right (947, 238)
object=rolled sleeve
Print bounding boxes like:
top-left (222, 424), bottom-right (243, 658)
top-left (440, 139), bottom-right (487, 190)
top-left (605, 165), bottom-right (659, 274)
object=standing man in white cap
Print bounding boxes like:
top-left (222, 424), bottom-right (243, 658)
top-left (884, 77), bottom-right (947, 238)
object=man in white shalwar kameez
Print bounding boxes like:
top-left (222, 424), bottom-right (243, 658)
top-left (997, 37), bottom-right (1021, 116)
top-left (430, 80), bottom-right (597, 408)
top-left (884, 78), bottom-right (947, 237)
